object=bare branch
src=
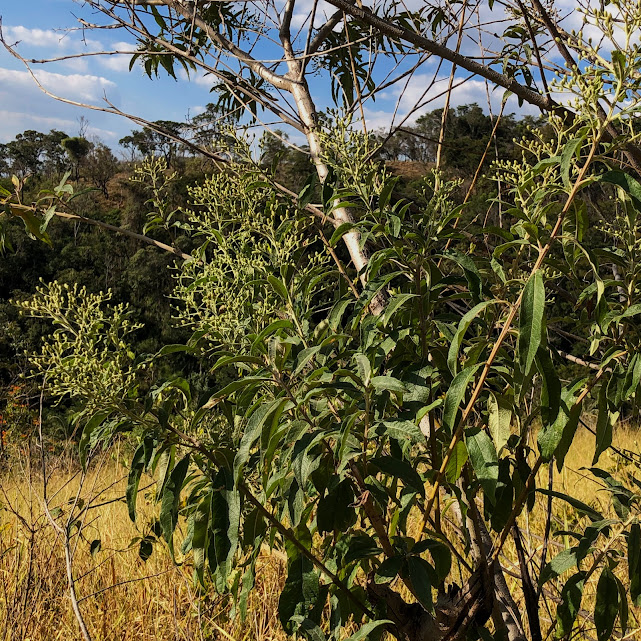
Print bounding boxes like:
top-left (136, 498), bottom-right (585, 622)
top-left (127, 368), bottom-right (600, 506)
top-left (323, 0), bottom-right (559, 114)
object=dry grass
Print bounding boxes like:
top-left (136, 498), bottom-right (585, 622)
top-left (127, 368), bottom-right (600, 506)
top-left (0, 444), bottom-right (287, 641)
top-left (1, 425), bottom-right (641, 640)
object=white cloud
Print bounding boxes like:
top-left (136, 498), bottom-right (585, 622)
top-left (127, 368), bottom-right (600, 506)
top-left (364, 73), bottom-right (541, 132)
top-left (4, 26), bottom-right (73, 49)
top-left (3, 25), bottom-right (102, 51)
top-left (0, 67), bottom-right (117, 103)
top-left (99, 42), bottom-right (139, 73)
top-left (0, 66), bottom-right (121, 143)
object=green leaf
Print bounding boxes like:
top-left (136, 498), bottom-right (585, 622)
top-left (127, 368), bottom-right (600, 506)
top-left (487, 392), bottom-right (512, 454)
top-left (354, 354), bottom-right (371, 386)
top-left (343, 533), bottom-right (383, 565)
top-left (380, 419), bottom-right (424, 443)
top-left (629, 522), bottom-right (641, 606)
top-left (344, 620), bottom-right (393, 641)
top-left (234, 399), bottom-right (286, 482)
top-left (371, 375), bottom-right (405, 394)
top-left (79, 409), bottom-right (112, 469)
top-left (380, 293), bottom-right (417, 328)
top-left (192, 491), bottom-right (211, 586)
top-left (593, 385), bottom-right (613, 464)
top-left (447, 301), bottom-right (495, 375)
top-left (598, 170), bottom-right (641, 205)
top-left (537, 489), bottom-right (603, 522)
top-left (442, 365), bottom-right (481, 434)
top-left (519, 271), bottom-right (546, 387)
top-left (445, 441), bottom-right (468, 484)
top-left (375, 556), bottom-right (402, 584)
top-left (279, 525), bottom-right (320, 631)
top-left (560, 137), bottom-right (583, 188)
top-left (329, 221), bottom-right (358, 247)
top-left (537, 347), bottom-right (561, 426)
top-left (537, 384), bottom-right (583, 465)
top-left (407, 556), bottom-right (435, 610)
top-left (615, 574), bottom-right (628, 636)
top-left (316, 479), bottom-right (357, 534)
top-left (371, 456), bottom-right (425, 497)
top-left (539, 549), bottom-right (577, 585)
top-left (594, 566), bottom-right (618, 641)
top-left (298, 173), bottom-right (318, 209)
top-left (139, 537), bottom-right (153, 561)
top-left (267, 274), bottom-right (289, 301)
top-left (465, 427), bottom-right (499, 502)
top-left (291, 617), bottom-right (327, 641)
top-left (555, 573), bottom-right (585, 638)
top-left (127, 439), bottom-right (151, 522)
top-left (159, 454), bottom-right (190, 556)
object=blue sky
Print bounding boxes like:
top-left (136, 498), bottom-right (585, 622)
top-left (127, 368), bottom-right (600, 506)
top-left (0, 0), bottom-right (546, 154)
top-left (0, 1), bottom-right (227, 148)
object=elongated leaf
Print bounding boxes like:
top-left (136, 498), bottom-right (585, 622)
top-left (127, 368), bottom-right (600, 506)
top-left (375, 556), bottom-right (402, 584)
top-left (407, 556), bottom-right (435, 610)
top-left (594, 566), bottom-right (618, 641)
top-left (159, 454), bottom-right (190, 556)
top-left (279, 525), bottom-right (320, 631)
top-left (537, 489), bottom-right (603, 522)
top-left (537, 346), bottom-right (561, 425)
top-left (597, 170), bottom-right (641, 205)
top-left (593, 385), bottom-right (613, 464)
top-left (539, 549), bottom-right (577, 585)
top-left (519, 271), bottom-right (546, 386)
top-left (465, 427), bottom-right (499, 502)
top-left (354, 354), bottom-right (371, 386)
top-left (629, 522), bottom-right (641, 606)
top-left (445, 440), bottom-right (468, 483)
top-left (192, 491), bottom-right (211, 585)
top-left (556, 573), bottom-right (585, 638)
top-left (447, 301), bottom-right (495, 375)
top-left (79, 409), bottom-right (112, 469)
top-left (442, 365), bottom-right (481, 434)
top-left (380, 293), bottom-right (417, 328)
top-left (560, 137), bottom-right (583, 188)
top-left (127, 439), bottom-right (151, 522)
top-left (371, 375), bottom-right (405, 394)
top-left (267, 274), bottom-right (289, 301)
top-left (316, 479), bottom-right (357, 533)
top-left (371, 456), bottom-right (425, 497)
top-left (290, 617), bottom-right (327, 641)
top-left (380, 419), bottom-right (424, 443)
top-left (487, 392), bottom-right (512, 453)
top-left (234, 399), bottom-right (286, 482)
top-left (538, 383), bottom-right (583, 465)
top-left (344, 620), bottom-right (393, 641)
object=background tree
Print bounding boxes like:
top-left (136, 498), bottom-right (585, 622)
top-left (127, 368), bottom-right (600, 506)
top-left (84, 143), bottom-right (119, 196)
top-left (61, 136), bottom-right (93, 180)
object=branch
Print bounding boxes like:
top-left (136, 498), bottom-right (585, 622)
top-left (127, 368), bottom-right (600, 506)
top-left (52, 210), bottom-right (196, 261)
top-left (157, 0), bottom-right (293, 90)
top-left (322, 0), bottom-right (558, 114)
top-left (307, 9), bottom-right (344, 55)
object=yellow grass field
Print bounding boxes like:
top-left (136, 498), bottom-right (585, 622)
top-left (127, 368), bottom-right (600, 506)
top-left (1, 424), bottom-right (640, 640)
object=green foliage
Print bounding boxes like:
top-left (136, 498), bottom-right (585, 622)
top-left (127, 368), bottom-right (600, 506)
top-left (10, 2), bottom-right (641, 637)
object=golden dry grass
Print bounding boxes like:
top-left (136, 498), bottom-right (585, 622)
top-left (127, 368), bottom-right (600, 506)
top-left (0, 444), bottom-right (288, 641)
top-left (1, 424), bottom-right (640, 641)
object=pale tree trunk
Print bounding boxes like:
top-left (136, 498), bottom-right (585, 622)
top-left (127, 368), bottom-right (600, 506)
top-left (278, 2), bottom-right (384, 312)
